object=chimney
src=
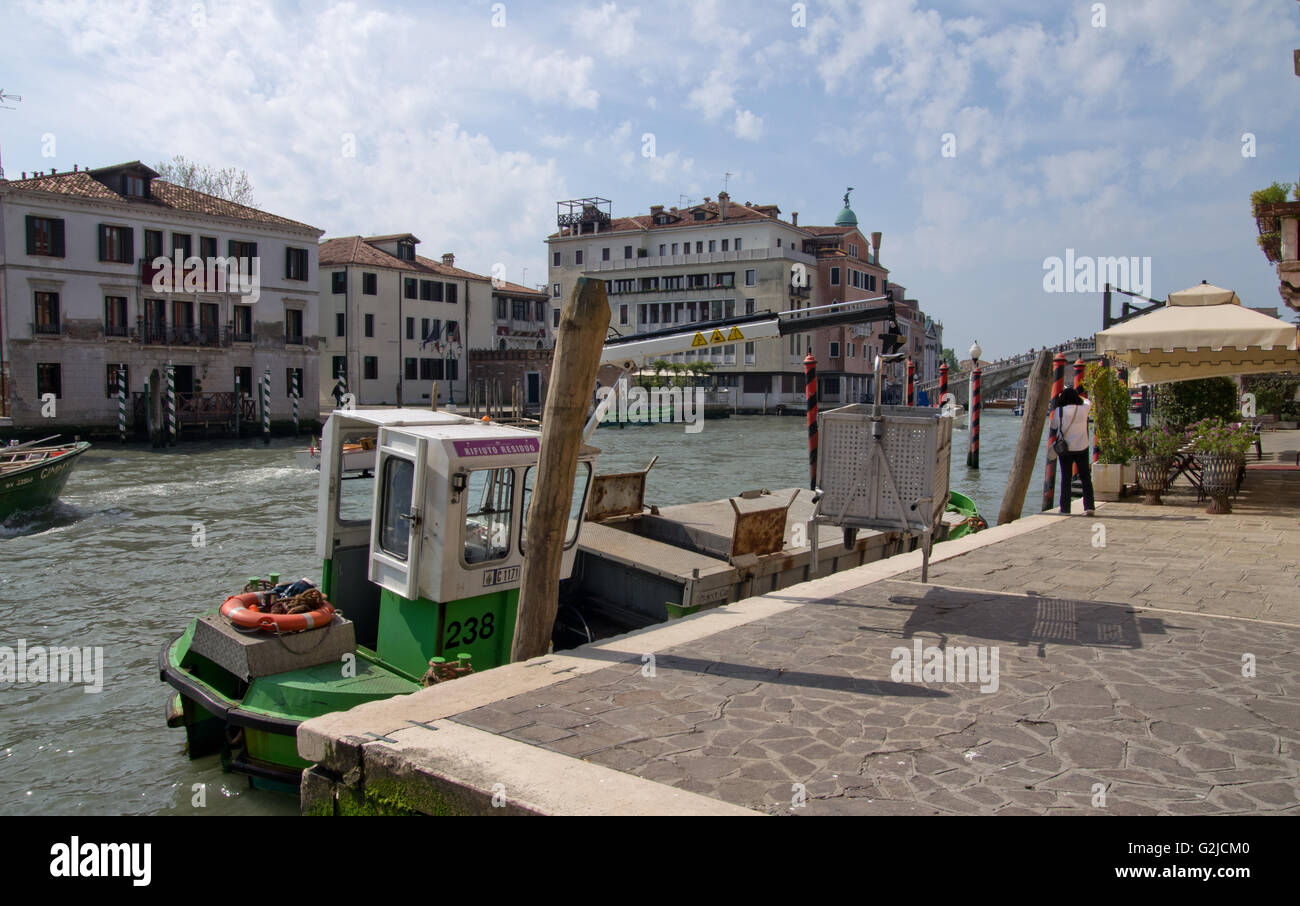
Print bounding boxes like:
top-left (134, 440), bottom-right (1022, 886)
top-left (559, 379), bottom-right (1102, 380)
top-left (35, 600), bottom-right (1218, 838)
top-left (871, 231), bottom-right (882, 261)
top-left (442, 252), bottom-right (455, 267)
top-left (649, 204), bottom-right (664, 217)
top-left (791, 211), bottom-right (798, 226)
top-left (21, 172), bottom-right (25, 179)
top-left (703, 196), bottom-right (711, 204)
top-left (718, 191), bottom-right (730, 220)
top-left (73, 164), bottom-right (78, 171)
top-left (50, 167), bottom-right (56, 174)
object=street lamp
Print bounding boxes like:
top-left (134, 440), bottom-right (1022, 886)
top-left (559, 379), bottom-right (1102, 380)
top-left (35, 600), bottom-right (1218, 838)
top-left (969, 340), bottom-right (982, 366)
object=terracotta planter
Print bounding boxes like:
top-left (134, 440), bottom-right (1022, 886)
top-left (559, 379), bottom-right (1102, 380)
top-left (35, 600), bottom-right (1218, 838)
top-left (1093, 463), bottom-right (1124, 500)
top-left (1197, 452), bottom-right (1238, 514)
top-left (1135, 457), bottom-right (1172, 505)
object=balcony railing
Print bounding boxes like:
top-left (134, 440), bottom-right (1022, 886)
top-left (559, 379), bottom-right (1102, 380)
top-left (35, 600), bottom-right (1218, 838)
top-left (581, 245), bottom-right (815, 273)
top-left (136, 318), bottom-right (230, 347)
top-left (32, 321), bottom-right (63, 336)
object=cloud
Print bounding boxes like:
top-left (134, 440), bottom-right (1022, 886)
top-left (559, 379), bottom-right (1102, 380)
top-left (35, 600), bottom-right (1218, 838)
top-left (571, 2), bottom-right (641, 58)
top-left (733, 109), bottom-right (764, 141)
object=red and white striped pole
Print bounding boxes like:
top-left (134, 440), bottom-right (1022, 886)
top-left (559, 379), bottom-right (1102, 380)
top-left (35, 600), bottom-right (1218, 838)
top-left (804, 353), bottom-right (818, 490)
top-left (1041, 351), bottom-right (1067, 510)
top-left (906, 358), bottom-right (916, 406)
top-left (939, 362), bottom-right (949, 406)
top-left (967, 357), bottom-right (981, 468)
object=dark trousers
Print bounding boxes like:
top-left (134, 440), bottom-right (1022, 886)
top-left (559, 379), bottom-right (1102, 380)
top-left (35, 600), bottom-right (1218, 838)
top-left (1059, 449), bottom-right (1096, 513)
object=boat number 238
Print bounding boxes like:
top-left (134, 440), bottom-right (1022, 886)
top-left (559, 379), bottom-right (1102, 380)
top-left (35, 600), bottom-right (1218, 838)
top-left (445, 612), bottom-right (496, 647)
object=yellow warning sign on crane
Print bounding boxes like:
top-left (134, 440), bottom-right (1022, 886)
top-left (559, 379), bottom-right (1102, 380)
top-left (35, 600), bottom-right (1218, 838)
top-left (710, 328), bottom-right (726, 343)
top-left (691, 332), bottom-right (707, 347)
top-left (726, 326), bottom-right (745, 341)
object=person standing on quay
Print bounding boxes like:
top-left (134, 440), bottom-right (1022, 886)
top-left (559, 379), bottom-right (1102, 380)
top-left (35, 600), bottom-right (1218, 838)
top-left (1049, 386), bottom-right (1095, 516)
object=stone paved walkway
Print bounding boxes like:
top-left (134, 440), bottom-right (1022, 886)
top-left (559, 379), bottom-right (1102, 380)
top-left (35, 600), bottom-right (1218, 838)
top-left (303, 467), bottom-right (1300, 815)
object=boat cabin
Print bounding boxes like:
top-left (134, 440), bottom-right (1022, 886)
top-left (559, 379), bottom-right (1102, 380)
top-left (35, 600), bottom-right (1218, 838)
top-left (316, 408), bottom-right (597, 677)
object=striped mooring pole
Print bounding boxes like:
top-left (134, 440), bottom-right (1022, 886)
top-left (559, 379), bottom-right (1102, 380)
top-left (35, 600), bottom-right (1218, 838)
top-left (261, 369), bottom-right (271, 445)
top-left (117, 367), bottom-right (127, 443)
top-left (292, 371), bottom-right (300, 435)
top-left (1040, 351), bottom-right (1067, 510)
top-left (233, 371), bottom-right (241, 437)
top-left (966, 358), bottom-right (981, 468)
top-left (938, 362), bottom-right (949, 406)
top-left (166, 364), bottom-right (177, 445)
top-left (804, 353), bottom-right (818, 490)
top-left (906, 358), bottom-right (916, 406)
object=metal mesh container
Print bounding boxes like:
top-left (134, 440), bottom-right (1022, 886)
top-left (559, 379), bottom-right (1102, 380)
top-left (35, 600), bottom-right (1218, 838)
top-left (816, 403), bottom-right (952, 533)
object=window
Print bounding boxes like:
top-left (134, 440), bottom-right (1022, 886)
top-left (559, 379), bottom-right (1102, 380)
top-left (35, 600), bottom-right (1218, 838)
top-left (285, 309), bottom-right (304, 345)
top-left (364, 356), bottom-right (379, 380)
top-left (420, 358), bottom-right (439, 380)
top-left (777, 238), bottom-right (782, 247)
top-left (332, 272), bottom-right (347, 294)
top-left (619, 304), bottom-right (629, 325)
top-left (34, 292), bottom-right (60, 334)
top-left (744, 269), bottom-right (756, 286)
top-left (200, 236), bottom-right (217, 260)
top-left (830, 267), bottom-right (841, 286)
top-left (173, 233), bottom-right (193, 259)
top-left (379, 457), bottom-right (416, 560)
top-left (285, 247), bottom-right (309, 280)
top-left (406, 317), bottom-right (415, 340)
top-left (445, 284), bottom-right (457, 305)
top-left (405, 358), bottom-right (418, 380)
top-left (553, 251), bottom-right (561, 267)
top-left (121, 174), bottom-right (146, 196)
top-left (235, 366), bottom-right (253, 396)
top-left (98, 225), bottom-right (134, 263)
top-left (552, 283), bottom-right (561, 298)
top-left (363, 273), bottom-right (378, 295)
top-left (106, 363), bottom-right (129, 398)
top-left (286, 367), bottom-right (304, 397)
top-left (172, 299), bottom-right (193, 335)
top-left (735, 238), bottom-right (742, 250)
top-left (228, 239), bottom-right (257, 261)
top-left (144, 229), bottom-right (164, 259)
top-left (404, 277), bottom-right (417, 299)
top-left (822, 377), bottom-right (841, 396)
top-left (671, 243), bottom-right (679, 255)
top-left (693, 211), bottom-right (706, 221)
top-left (745, 298), bottom-right (755, 315)
top-left (575, 250), bottom-right (583, 265)
top-left (688, 274), bottom-right (708, 289)
top-left (463, 468), bottom-right (515, 564)
top-left (364, 313), bottom-right (374, 337)
top-left (623, 245), bottom-right (632, 259)
top-left (37, 363), bottom-right (62, 398)
top-left (695, 242), bottom-right (703, 254)
top-left (709, 240), bottom-right (716, 252)
top-left (396, 240), bottom-right (415, 261)
top-left (511, 300), bottom-right (527, 321)
top-left (495, 298), bottom-right (508, 320)
top-left (331, 357), bottom-right (346, 381)
top-left (553, 309), bottom-right (560, 328)
top-left (716, 273), bottom-right (735, 288)
top-left (520, 462), bottom-right (590, 551)
top-left (336, 312), bottom-right (346, 337)
top-left (658, 244), bottom-right (666, 256)
top-left (535, 301), bottom-right (545, 321)
top-left (830, 342), bottom-right (841, 358)
top-left (421, 280), bottom-right (439, 301)
top-left (104, 296), bottom-right (128, 337)
top-left (722, 239), bottom-right (730, 251)
top-left (848, 243), bottom-right (858, 257)
top-left (601, 247), bottom-right (610, 261)
top-left (200, 302), bottom-right (219, 341)
top-left (744, 342), bottom-right (755, 364)
top-left (234, 306), bottom-right (252, 341)
top-left (26, 216), bottom-right (65, 257)
top-left (421, 318), bottom-right (430, 342)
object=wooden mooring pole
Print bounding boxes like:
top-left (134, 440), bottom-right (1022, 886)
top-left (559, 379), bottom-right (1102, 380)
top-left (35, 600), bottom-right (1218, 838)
top-left (512, 277), bottom-right (610, 662)
top-left (997, 349), bottom-right (1054, 525)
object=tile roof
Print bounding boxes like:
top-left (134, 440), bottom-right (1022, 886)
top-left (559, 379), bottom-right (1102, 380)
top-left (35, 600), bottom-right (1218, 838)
top-left (1, 162), bottom-right (320, 232)
top-left (491, 280), bottom-right (546, 297)
top-left (318, 235), bottom-right (496, 283)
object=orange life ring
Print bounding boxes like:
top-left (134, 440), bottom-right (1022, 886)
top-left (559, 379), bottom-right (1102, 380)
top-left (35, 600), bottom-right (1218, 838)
top-left (219, 591), bottom-right (335, 633)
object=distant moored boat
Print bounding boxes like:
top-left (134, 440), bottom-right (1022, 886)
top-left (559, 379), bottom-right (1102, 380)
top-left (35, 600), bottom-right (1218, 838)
top-left (0, 438), bottom-right (92, 522)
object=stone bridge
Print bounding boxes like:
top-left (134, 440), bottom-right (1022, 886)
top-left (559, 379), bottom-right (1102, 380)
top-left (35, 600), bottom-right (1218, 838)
top-left (918, 340), bottom-right (1100, 407)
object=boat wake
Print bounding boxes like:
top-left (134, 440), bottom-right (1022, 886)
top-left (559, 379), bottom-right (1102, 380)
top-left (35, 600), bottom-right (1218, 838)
top-left (0, 501), bottom-right (87, 539)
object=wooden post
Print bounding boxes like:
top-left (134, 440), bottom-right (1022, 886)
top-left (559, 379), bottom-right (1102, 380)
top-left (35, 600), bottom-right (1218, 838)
top-left (997, 349), bottom-right (1054, 525)
top-left (512, 278), bottom-right (610, 662)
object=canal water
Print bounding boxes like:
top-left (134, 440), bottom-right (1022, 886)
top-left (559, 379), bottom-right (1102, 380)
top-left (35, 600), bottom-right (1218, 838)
top-left (0, 409), bottom-right (1046, 815)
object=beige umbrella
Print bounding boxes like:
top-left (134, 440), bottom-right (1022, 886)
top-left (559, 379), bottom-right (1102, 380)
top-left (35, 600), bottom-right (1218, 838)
top-left (1095, 282), bottom-right (1300, 384)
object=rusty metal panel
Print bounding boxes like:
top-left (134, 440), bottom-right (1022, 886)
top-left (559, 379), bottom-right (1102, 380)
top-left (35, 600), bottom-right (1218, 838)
top-left (728, 491), bottom-right (796, 560)
top-left (587, 456), bottom-right (657, 522)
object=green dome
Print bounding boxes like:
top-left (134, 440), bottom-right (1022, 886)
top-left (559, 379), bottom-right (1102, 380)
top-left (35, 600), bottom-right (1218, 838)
top-left (834, 205), bottom-right (858, 227)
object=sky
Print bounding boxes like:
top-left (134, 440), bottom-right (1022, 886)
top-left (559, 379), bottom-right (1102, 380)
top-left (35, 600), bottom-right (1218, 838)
top-left (2, 0), bottom-right (1298, 358)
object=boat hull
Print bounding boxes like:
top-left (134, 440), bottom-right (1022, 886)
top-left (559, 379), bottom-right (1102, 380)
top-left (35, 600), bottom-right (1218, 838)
top-left (0, 442), bottom-right (91, 522)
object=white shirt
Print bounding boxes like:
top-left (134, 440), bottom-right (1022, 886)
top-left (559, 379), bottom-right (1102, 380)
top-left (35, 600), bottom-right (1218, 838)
top-left (1050, 400), bottom-right (1092, 452)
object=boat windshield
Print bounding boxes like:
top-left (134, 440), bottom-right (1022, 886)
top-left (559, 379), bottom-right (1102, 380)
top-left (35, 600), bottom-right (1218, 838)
top-left (464, 468), bottom-right (514, 564)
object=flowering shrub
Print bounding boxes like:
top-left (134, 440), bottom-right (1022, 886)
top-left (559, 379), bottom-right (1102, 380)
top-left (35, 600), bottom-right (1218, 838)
top-left (1187, 417), bottom-right (1254, 456)
top-left (1131, 425), bottom-right (1184, 460)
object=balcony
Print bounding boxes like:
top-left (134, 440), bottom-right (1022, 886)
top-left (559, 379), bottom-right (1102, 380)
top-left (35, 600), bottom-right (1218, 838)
top-left (31, 321), bottom-right (64, 337)
top-left (136, 319), bottom-right (231, 348)
top-left (581, 245), bottom-right (815, 273)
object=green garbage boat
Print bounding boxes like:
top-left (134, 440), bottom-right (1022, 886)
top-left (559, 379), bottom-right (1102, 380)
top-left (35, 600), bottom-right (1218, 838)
top-left (160, 408), bottom-right (597, 788)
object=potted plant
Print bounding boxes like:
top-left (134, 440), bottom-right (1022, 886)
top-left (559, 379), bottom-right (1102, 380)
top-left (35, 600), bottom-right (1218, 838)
top-left (1082, 363), bottom-right (1135, 499)
top-left (1131, 425), bottom-right (1184, 505)
top-left (1251, 182), bottom-right (1294, 264)
top-left (1187, 417), bottom-right (1255, 514)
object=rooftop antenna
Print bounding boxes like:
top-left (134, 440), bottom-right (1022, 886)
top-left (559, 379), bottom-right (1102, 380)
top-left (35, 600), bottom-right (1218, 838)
top-left (723, 171), bottom-right (733, 193)
top-left (679, 194), bottom-right (694, 208)
top-left (521, 266), bottom-right (527, 286)
top-left (0, 89), bottom-right (20, 180)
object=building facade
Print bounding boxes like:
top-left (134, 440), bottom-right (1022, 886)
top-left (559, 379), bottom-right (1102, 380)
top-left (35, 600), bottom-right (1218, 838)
top-left (318, 236), bottom-right (490, 407)
top-left (472, 280), bottom-right (550, 352)
top-left (0, 161), bottom-right (322, 430)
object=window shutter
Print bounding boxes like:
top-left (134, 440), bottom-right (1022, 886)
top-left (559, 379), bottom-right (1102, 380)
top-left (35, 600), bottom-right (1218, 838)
top-left (285, 248), bottom-right (292, 278)
top-left (52, 220), bottom-right (65, 257)
top-left (25, 216), bottom-right (36, 254)
top-left (228, 239), bottom-right (237, 258)
top-left (98, 225), bottom-right (107, 261)
top-left (123, 228), bottom-right (134, 263)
